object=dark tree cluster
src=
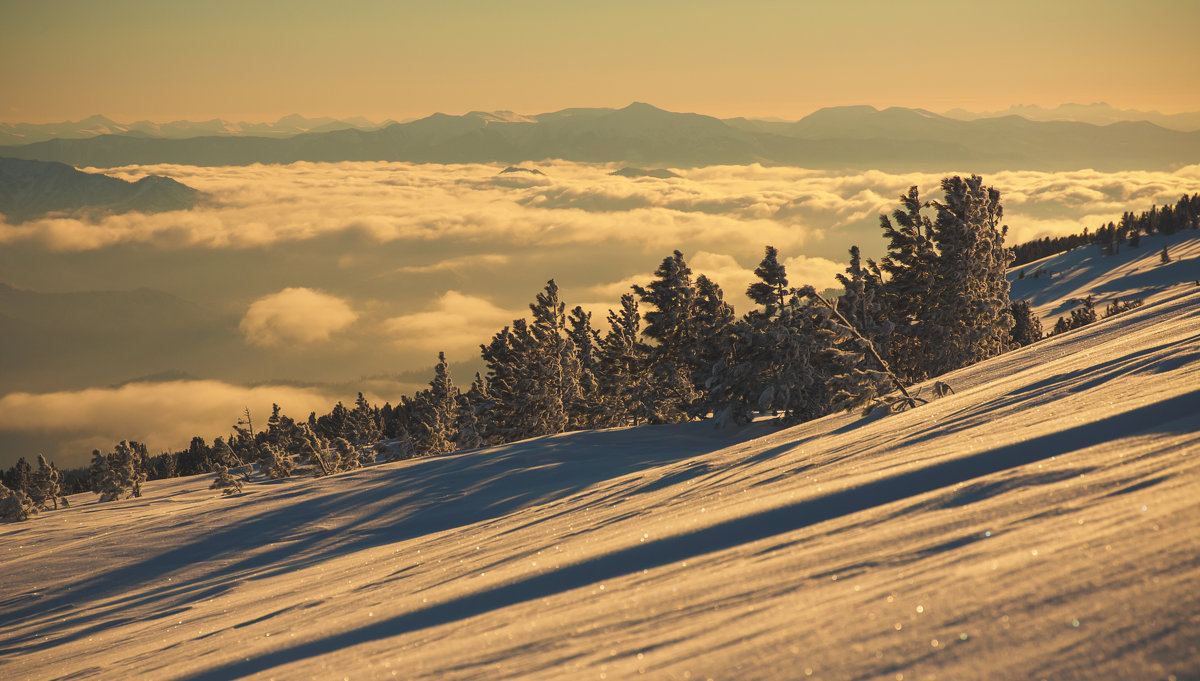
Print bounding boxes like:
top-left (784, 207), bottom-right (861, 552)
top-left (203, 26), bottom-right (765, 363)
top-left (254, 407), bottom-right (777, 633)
top-left (1012, 193), bottom-right (1200, 267)
top-left (1049, 295), bottom-right (1144, 336)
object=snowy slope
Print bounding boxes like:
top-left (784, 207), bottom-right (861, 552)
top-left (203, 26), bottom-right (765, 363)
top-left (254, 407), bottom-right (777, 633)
top-left (1009, 230), bottom-right (1200, 322)
top-left (3, 290), bottom-right (1199, 681)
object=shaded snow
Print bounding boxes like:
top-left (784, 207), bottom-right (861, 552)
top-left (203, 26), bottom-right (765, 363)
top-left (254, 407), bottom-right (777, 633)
top-left (1009, 230), bottom-right (1200, 321)
top-left (3, 290), bottom-right (1199, 680)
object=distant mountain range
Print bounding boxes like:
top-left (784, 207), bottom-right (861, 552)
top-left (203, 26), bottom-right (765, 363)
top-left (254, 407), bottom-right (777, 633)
top-left (0, 114), bottom-right (389, 146)
top-left (941, 103), bottom-right (1200, 132)
top-left (0, 157), bottom-right (204, 223)
top-left (2, 103), bottom-right (1199, 172)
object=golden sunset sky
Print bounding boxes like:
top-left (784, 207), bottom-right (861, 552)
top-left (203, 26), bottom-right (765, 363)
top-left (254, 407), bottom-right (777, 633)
top-left (4, 0), bottom-right (1200, 123)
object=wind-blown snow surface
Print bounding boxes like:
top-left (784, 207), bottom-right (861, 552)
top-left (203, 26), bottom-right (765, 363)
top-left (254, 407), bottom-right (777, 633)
top-left (4, 292), bottom-right (1200, 681)
top-left (1010, 230), bottom-right (1200, 322)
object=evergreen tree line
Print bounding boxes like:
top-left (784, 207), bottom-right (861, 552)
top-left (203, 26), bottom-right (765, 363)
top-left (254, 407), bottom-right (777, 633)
top-left (1048, 295), bottom-right (1144, 336)
top-left (3, 175), bottom-right (1029, 517)
top-left (1011, 193), bottom-right (1200, 267)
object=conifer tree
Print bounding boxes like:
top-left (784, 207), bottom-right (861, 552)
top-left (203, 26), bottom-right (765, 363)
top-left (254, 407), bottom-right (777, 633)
top-left (596, 293), bottom-right (656, 426)
top-left (10, 457), bottom-right (32, 497)
top-left (690, 275), bottom-right (736, 418)
top-left (257, 440), bottom-right (295, 479)
top-left (350, 392), bottom-right (382, 446)
top-left (708, 247), bottom-right (835, 426)
top-left (411, 352), bottom-right (460, 456)
top-left (481, 322), bottom-right (534, 441)
top-left (802, 287), bottom-right (919, 415)
top-left (331, 437), bottom-right (359, 470)
top-left (298, 424), bottom-right (339, 476)
top-left (527, 280), bottom-right (581, 434)
top-left (747, 246), bottom-right (790, 317)
top-left (0, 481), bottom-right (36, 521)
top-left (209, 463), bottom-right (244, 495)
top-left (835, 246), bottom-right (893, 356)
top-left (1009, 300), bottom-right (1043, 346)
top-left (567, 305), bottom-right (602, 429)
top-left (877, 186), bottom-right (938, 381)
top-left (30, 454), bottom-right (63, 510)
top-left (634, 251), bottom-right (701, 421)
top-left (88, 450), bottom-right (109, 494)
top-left (464, 372), bottom-right (496, 446)
top-left (95, 441), bottom-right (147, 502)
top-left (321, 401), bottom-right (352, 442)
top-left (921, 175), bottom-right (1014, 376)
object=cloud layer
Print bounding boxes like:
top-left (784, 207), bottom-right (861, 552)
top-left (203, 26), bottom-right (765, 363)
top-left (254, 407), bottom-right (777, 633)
top-left (0, 380), bottom-right (350, 468)
top-left (5, 161), bottom-right (1197, 259)
top-left (239, 287), bottom-right (358, 347)
top-left (383, 291), bottom-right (521, 357)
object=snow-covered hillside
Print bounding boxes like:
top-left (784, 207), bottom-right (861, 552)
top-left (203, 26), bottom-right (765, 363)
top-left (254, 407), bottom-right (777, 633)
top-left (3, 290), bottom-right (1199, 680)
top-left (1009, 230), bottom-right (1200, 322)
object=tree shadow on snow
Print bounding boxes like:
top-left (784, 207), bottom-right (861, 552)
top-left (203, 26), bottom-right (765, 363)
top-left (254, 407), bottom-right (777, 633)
top-left (0, 422), bottom-right (758, 656)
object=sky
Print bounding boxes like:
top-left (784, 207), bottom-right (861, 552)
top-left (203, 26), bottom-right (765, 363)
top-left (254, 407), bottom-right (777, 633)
top-left (4, 0), bottom-right (1200, 124)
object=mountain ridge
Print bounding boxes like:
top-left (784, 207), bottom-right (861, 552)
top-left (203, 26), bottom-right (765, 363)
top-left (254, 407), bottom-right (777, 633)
top-left (0, 157), bottom-right (205, 223)
top-left (3, 104), bottom-right (1199, 172)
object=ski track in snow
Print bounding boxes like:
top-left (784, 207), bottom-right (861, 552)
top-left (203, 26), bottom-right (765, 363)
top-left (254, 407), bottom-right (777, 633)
top-left (3, 244), bottom-right (1200, 680)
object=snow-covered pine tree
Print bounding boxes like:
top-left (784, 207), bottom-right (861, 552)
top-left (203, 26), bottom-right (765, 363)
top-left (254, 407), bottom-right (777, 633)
top-left (209, 463), bottom-right (244, 494)
top-left (708, 246), bottom-right (790, 427)
top-left (461, 372), bottom-right (494, 447)
top-left (567, 305), bottom-right (602, 429)
top-left (321, 401), bottom-right (352, 442)
top-left (414, 351), bottom-right (460, 456)
top-left (596, 293), bottom-right (656, 426)
top-left (350, 392), bottom-right (382, 446)
top-left (802, 287), bottom-right (911, 415)
top-left (257, 441), bottom-right (294, 479)
top-left (526, 280), bottom-right (581, 435)
top-left (88, 449), bottom-right (109, 494)
top-left (455, 383), bottom-right (485, 451)
top-left (877, 186), bottom-right (938, 382)
top-left (10, 457), bottom-right (32, 497)
top-left (481, 322), bottom-right (535, 442)
top-left (634, 251), bottom-right (701, 421)
top-left (835, 246), bottom-right (893, 358)
top-left (1070, 296), bottom-right (1098, 328)
top-left (264, 403), bottom-right (304, 454)
top-left (297, 424), bottom-right (335, 476)
top-left (690, 275), bottom-right (736, 418)
top-left (0, 480), bottom-right (36, 521)
top-left (96, 441), bottom-right (147, 501)
top-left (387, 429), bottom-right (418, 461)
top-left (30, 454), bottom-right (63, 510)
top-left (715, 247), bottom-right (835, 424)
top-left (921, 175), bottom-right (1014, 377)
top-left (747, 246), bottom-right (790, 317)
top-left (331, 437), bottom-right (359, 470)
top-left (1009, 300), bottom-right (1043, 346)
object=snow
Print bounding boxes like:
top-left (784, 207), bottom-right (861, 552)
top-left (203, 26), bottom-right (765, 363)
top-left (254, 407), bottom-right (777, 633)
top-left (3, 282), bottom-right (1200, 679)
top-left (1009, 230), bottom-right (1200, 322)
